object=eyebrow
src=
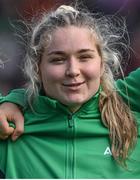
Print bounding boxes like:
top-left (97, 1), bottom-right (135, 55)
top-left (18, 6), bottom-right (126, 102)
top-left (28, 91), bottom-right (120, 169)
top-left (78, 49), bottom-right (95, 54)
top-left (47, 49), bottom-right (95, 56)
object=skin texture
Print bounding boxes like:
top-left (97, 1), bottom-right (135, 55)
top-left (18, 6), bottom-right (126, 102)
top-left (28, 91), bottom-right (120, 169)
top-left (40, 26), bottom-right (104, 112)
top-left (0, 102), bottom-right (24, 140)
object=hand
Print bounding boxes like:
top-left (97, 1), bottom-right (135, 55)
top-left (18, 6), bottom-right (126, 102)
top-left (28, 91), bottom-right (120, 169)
top-left (0, 102), bottom-right (24, 141)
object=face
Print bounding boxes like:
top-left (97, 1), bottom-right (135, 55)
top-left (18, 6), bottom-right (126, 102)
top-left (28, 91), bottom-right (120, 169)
top-left (39, 26), bottom-right (104, 112)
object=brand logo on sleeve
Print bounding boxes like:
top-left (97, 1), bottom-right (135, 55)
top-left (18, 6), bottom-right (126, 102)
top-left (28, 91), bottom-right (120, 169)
top-left (104, 146), bottom-right (112, 156)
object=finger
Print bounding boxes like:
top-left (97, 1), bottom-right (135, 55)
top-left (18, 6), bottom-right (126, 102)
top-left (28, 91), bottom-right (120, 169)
top-left (0, 115), bottom-right (14, 135)
top-left (0, 126), bottom-right (14, 139)
top-left (0, 135), bottom-right (9, 140)
top-left (11, 114), bottom-right (24, 141)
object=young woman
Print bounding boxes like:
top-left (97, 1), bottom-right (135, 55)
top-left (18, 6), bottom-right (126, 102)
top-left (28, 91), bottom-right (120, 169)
top-left (0, 4), bottom-right (140, 178)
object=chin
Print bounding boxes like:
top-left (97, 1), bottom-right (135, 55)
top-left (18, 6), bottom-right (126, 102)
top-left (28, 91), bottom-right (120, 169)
top-left (66, 98), bottom-right (86, 106)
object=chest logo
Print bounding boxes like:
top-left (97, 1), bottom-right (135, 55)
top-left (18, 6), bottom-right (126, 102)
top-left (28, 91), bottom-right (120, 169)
top-left (104, 146), bottom-right (112, 156)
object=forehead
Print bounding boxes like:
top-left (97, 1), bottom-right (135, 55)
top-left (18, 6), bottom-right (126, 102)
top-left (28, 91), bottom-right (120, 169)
top-left (45, 26), bottom-right (98, 53)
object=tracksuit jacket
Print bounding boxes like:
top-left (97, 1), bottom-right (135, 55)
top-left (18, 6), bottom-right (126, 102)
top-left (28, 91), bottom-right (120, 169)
top-left (0, 68), bottom-right (140, 178)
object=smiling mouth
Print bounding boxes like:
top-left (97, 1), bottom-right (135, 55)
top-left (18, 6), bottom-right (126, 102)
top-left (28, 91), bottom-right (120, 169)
top-left (63, 82), bottom-right (85, 87)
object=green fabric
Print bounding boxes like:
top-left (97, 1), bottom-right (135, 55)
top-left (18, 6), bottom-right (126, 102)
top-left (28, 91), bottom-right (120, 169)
top-left (0, 89), bottom-right (27, 108)
top-left (0, 68), bottom-right (140, 178)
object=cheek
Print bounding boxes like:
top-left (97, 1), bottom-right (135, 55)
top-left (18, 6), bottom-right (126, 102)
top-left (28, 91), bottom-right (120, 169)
top-left (40, 65), bottom-right (64, 83)
top-left (84, 63), bottom-right (103, 80)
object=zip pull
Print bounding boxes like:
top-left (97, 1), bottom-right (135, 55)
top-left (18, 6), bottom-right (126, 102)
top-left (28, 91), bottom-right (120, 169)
top-left (68, 114), bottom-right (74, 128)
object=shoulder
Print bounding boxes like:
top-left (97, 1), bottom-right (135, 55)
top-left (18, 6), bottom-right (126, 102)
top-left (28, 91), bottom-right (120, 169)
top-left (116, 68), bottom-right (140, 87)
top-left (116, 68), bottom-right (140, 112)
top-left (0, 88), bottom-right (27, 108)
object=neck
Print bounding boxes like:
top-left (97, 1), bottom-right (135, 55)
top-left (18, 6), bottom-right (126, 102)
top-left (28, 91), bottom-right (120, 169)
top-left (68, 104), bottom-right (82, 113)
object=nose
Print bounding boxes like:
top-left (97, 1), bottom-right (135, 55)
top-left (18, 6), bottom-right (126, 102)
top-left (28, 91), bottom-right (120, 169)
top-left (65, 57), bottom-right (80, 77)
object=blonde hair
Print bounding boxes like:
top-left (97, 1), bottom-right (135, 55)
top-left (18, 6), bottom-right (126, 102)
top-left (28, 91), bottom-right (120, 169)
top-left (24, 4), bottom-right (137, 166)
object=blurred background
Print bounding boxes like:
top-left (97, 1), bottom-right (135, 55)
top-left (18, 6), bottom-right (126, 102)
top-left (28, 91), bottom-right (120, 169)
top-left (0, 0), bottom-right (140, 95)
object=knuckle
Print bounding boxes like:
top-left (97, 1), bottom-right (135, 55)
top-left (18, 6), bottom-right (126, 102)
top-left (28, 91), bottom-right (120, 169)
top-left (0, 114), bottom-right (5, 120)
top-left (0, 127), bottom-right (10, 135)
top-left (14, 114), bottom-right (24, 122)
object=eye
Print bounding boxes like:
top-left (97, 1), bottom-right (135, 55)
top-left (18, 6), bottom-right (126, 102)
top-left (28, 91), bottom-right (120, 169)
top-left (79, 54), bottom-right (94, 62)
top-left (49, 57), bottom-right (66, 64)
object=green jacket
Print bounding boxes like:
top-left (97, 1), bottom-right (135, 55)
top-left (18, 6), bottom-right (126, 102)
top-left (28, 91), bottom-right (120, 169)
top-left (0, 68), bottom-right (140, 178)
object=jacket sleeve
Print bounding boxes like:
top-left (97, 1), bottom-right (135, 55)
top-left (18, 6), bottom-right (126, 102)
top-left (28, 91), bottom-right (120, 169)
top-left (116, 68), bottom-right (140, 112)
top-left (0, 139), bottom-right (8, 178)
top-left (0, 88), bottom-right (27, 108)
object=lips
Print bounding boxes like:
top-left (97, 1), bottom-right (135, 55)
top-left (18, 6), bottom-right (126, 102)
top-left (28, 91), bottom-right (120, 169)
top-left (63, 82), bottom-right (84, 86)
top-left (63, 81), bottom-right (85, 87)
top-left (62, 81), bottom-right (85, 89)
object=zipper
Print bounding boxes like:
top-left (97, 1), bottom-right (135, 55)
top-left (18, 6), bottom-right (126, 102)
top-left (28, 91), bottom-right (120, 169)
top-left (66, 114), bottom-right (75, 179)
top-left (68, 114), bottom-right (74, 128)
